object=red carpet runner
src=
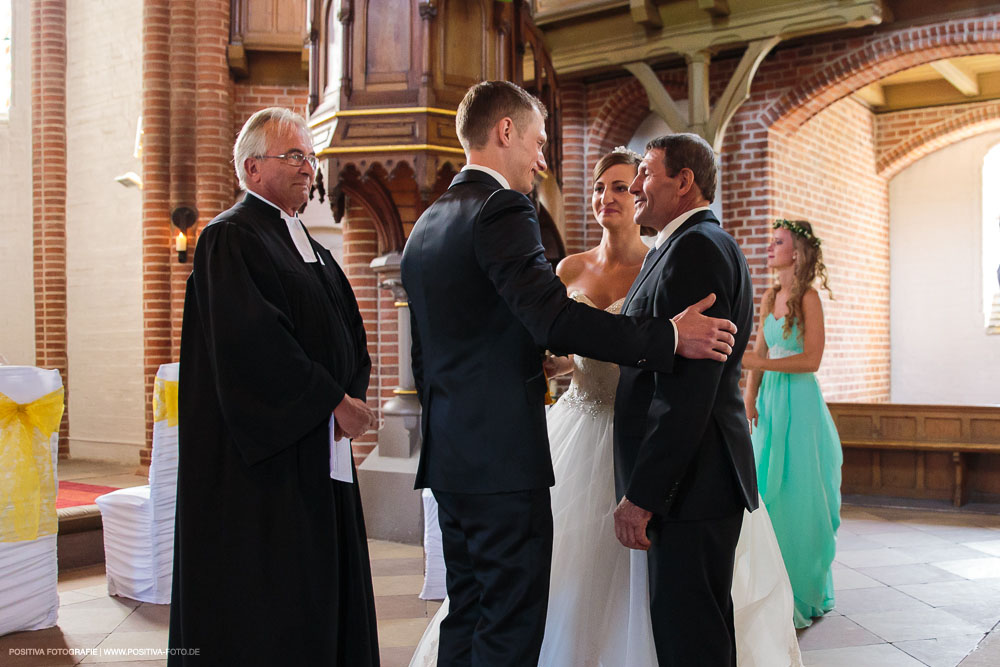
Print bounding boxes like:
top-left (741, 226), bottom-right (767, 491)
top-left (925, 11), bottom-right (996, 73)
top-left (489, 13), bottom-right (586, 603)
top-left (56, 481), bottom-right (120, 509)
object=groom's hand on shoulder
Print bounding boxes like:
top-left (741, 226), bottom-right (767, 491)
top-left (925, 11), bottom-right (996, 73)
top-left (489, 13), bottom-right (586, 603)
top-left (672, 293), bottom-right (737, 362)
top-left (614, 497), bottom-right (653, 550)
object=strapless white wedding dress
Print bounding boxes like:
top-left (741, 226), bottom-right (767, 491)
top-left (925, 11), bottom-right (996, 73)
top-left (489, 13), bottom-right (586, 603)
top-left (408, 294), bottom-right (802, 667)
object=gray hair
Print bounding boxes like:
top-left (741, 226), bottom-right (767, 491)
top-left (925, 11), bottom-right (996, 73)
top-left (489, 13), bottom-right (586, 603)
top-left (233, 107), bottom-right (311, 189)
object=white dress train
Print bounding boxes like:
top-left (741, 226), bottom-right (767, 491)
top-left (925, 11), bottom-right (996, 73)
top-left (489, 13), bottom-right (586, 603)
top-left (408, 294), bottom-right (802, 667)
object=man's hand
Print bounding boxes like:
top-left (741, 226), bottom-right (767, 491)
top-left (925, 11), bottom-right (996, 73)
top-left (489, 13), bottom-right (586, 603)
top-left (333, 395), bottom-right (377, 440)
top-left (672, 293), bottom-right (737, 362)
top-left (614, 497), bottom-right (653, 551)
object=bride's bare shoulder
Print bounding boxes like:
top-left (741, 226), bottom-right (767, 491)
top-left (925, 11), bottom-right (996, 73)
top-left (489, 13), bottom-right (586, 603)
top-left (555, 249), bottom-right (597, 282)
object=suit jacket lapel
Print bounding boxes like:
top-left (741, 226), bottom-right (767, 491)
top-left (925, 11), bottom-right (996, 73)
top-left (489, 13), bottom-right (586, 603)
top-left (622, 209), bottom-right (721, 313)
top-left (622, 243), bottom-right (668, 313)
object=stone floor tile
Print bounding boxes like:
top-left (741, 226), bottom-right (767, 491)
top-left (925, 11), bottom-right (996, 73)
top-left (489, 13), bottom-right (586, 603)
top-left (896, 580), bottom-right (1000, 607)
top-left (114, 606), bottom-right (170, 633)
top-left (381, 646), bottom-right (419, 667)
top-left (368, 540), bottom-right (424, 560)
top-left (963, 539), bottom-right (1000, 557)
top-left (832, 586), bottom-right (930, 615)
top-left (834, 548), bottom-right (920, 569)
top-left (866, 530), bottom-right (953, 549)
top-left (894, 633), bottom-right (984, 667)
top-left (835, 534), bottom-right (886, 551)
top-left (376, 618), bottom-right (433, 649)
top-left (57, 566), bottom-right (109, 594)
top-left (58, 591), bottom-right (100, 607)
top-left (801, 642), bottom-right (926, 666)
top-left (840, 519), bottom-right (917, 536)
top-left (80, 663), bottom-right (166, 667)
top-left (372, 574), bottom-right (426, 597)
top-left (375, 594), bottom-right (435, 620)
top-left (936, 601), bottom-right (1000, 633)
top-left (932, 557), bottom-right (1000, 580)
top-left (911, 525), bottom-right (1000, 543)
top-left (53, 600), bottom-right (135, 636)
top-left (958, 626), bottom-right (1000, 666)
top-left (796, 615), bottom-right (883, 651)
top-left (848, 607), bottom-right (981, 642)
top-left (901, 544), bottom-right (992, 564)
top-left (832, 568), bottom-right (885, 591)
top-left (857, 563), bottom-right (963, 587)
top-left (370, 556), bottom-right (425, 576)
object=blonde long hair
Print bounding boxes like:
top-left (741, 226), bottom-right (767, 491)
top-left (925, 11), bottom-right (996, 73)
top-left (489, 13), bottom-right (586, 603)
top-left (766, 220), bottom-right (833, 339)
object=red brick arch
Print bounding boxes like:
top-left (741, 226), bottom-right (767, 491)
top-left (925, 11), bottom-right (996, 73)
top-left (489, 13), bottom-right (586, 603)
top-left (878, 102), bottom-right (1000, 179)
top-left (765, 16), bottom-right (1000, 133)
top-left (586, 72), bottom-right (687, 159)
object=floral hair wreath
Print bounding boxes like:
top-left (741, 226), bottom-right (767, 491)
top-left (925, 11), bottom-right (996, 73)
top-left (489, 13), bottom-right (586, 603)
top-left (773, 219), bottom-right (823, 248)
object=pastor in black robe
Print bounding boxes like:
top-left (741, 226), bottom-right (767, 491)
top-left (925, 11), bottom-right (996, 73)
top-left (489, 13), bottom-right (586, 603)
top-left (168, 192), bottom-right (379, 666)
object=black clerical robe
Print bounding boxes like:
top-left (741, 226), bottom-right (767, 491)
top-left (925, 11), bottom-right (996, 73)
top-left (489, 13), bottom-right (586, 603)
top-left (168, 194), bottom-right (379, 666)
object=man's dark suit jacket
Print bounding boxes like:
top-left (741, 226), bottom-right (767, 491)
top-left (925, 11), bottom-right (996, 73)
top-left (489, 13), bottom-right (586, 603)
top-left (401, 169), bottom-right (678, 494)
top-left (614, 209), bottom-right (758, 520)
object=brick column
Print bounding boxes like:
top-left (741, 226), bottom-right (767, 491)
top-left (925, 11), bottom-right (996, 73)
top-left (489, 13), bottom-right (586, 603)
top-left (141, 0), bottom-right (172, 466)
top-left (169, 0), bottom-right (197, 362)
top-left (195, 0), bottom-right (234, 234)
top-left (30, 0), bottom-right (69, 455)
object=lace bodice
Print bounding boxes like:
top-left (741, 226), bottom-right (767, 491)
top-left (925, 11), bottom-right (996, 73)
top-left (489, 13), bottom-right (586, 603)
top-left (556, 293), bottom-right (624, 415)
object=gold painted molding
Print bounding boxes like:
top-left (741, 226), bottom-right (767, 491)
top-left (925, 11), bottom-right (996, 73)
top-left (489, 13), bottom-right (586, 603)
top-left (393, 301), bottom-right (409, 307)
top-left (317, 143), bottom-right (466, 157)
top-left (310, 106), bottom-right (457, 128)
top-left (392, 389), bottom-right (419, 395)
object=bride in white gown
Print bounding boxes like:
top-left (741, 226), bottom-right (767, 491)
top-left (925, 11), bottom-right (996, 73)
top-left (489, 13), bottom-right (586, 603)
top-left (409, 149), bottom-right (802, 667)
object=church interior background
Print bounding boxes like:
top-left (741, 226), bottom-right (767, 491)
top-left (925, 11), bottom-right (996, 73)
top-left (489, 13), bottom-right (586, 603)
top-left (3, 0), bottom-right (1000, 664)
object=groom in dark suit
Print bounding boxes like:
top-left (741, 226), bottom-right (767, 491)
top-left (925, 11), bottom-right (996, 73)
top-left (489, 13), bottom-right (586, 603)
top-left (613, 133), bottom-right (758, 666)
top-left (401, 82), bottom-right (739, 667)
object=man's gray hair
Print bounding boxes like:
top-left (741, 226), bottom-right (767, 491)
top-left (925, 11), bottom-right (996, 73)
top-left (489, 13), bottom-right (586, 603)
top-left (233, 107), bottom-right (311, 189)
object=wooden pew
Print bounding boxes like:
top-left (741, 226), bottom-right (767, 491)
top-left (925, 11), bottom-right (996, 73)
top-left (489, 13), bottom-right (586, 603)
top-left (828, 403), bottom-right (1000, 507)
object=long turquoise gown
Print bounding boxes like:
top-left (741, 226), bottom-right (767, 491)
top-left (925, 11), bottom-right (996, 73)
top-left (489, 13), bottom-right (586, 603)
top-left (752, 313), bottom-right (842, 629)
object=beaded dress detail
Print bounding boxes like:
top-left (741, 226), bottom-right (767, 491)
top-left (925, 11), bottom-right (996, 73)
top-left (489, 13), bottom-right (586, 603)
top-left (556, 292), bottom-right (624, 416)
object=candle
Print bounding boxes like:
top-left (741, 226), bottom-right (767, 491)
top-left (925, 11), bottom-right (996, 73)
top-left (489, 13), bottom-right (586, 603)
top-left (176, 231), bottom-right (187, 252)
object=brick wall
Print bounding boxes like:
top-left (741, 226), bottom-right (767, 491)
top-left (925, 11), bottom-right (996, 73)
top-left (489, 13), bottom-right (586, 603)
top-left (875, 100), bottom-right (1000, 178)
top-left (31, 0), bottom-right (69, 452)
top-left (769, 98), bottom-right (890, 401)
top-left (232, 84), bottom-right (308, 144)
top-left (1, 1), bottom-right (35, 366)
top-left (64, 0), bottom-right (145, 461)
top-left (557, 12), bottom-right (1000, 403)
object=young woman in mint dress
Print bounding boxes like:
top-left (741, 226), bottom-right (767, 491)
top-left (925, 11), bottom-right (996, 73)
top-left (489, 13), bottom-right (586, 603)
top-left (742, 219), bottom-right (841, 629)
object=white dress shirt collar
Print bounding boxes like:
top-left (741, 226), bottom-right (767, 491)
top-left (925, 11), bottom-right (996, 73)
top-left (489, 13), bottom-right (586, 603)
top-left (245, 190), bottom-right (322, 264)
top-left (461, 164), bottom-right (510, 190)
top-left (654, 206), bottom-right (712, 249)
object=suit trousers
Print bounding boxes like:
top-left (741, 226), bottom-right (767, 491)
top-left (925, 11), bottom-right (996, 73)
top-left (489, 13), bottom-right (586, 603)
top-left (647, 511), bottom-right (744, 666)
top-left (433, 488), bottom-right (553, 667)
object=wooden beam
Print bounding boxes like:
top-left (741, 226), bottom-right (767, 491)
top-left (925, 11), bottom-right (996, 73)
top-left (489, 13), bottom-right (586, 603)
top-left (698, 0), bottom-right (730, 17)
top-left (629, 0), bottom-right (662, 27)
top-left (854, 81), bottom-right (886, 107)
top-left (623, 61), bottom-right (687, 133)
top-left (705, 36), bottom-right (780, 152)
top-left (931, 59), bottom-right (979, 97)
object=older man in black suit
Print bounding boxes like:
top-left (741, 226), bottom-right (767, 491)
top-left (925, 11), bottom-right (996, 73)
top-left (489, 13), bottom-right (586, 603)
top-left (400, 82), bottom-right (739, 667)
top-left (614, 133), bottom-right (758, 666)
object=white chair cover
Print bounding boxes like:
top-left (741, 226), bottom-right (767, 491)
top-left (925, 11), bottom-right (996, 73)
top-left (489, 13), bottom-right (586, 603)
top-left (0, 365), bottom-right (62, 636)
top-left (419, 488), bottom-right (447, 600)
top-left (95, 362), bottom-right (178, 604)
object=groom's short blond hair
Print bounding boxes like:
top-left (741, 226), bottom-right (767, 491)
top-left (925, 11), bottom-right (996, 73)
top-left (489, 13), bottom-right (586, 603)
top-left (456, 81), bottom-right (547, 152)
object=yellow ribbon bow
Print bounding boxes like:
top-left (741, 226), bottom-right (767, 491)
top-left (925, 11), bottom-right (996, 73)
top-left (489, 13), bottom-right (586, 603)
top-left (0, 387), bottom-right (65, 543)
top-left (152, 376), bottom-right (179, 427)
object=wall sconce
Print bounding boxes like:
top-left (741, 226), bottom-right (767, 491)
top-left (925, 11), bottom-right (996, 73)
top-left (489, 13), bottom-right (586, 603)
top-left (171, 206), bottom-right (198, 263)
top-left (114, 172), bottom-right (144, 189)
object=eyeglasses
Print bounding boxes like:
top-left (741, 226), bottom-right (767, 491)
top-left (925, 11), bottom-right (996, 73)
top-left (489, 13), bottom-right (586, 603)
top-left (256, 151), bottom-right (319, 170)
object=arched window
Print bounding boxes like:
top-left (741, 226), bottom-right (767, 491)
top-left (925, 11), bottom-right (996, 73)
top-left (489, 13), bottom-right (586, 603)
top-left (983, 142), bottom-right (1000, 331)
top-left (1, 0), bottom-right (11, 119)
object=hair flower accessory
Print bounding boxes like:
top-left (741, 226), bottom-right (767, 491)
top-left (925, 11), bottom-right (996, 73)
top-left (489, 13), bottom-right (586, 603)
top-left (773, 219), bottom-right (823, 248)
top-left (610, 145), bottom-right (642, 161)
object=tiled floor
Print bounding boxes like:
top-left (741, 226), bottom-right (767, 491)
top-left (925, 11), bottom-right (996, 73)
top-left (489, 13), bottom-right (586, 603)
top-left (58, 460), bottom-right (147, 491)
top-left (4, 501), bottom-right (1000, 666)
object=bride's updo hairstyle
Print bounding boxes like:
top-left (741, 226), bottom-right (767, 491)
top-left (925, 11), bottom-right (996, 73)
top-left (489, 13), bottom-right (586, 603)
top-left (592, 145), bottom-right (641, 182)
